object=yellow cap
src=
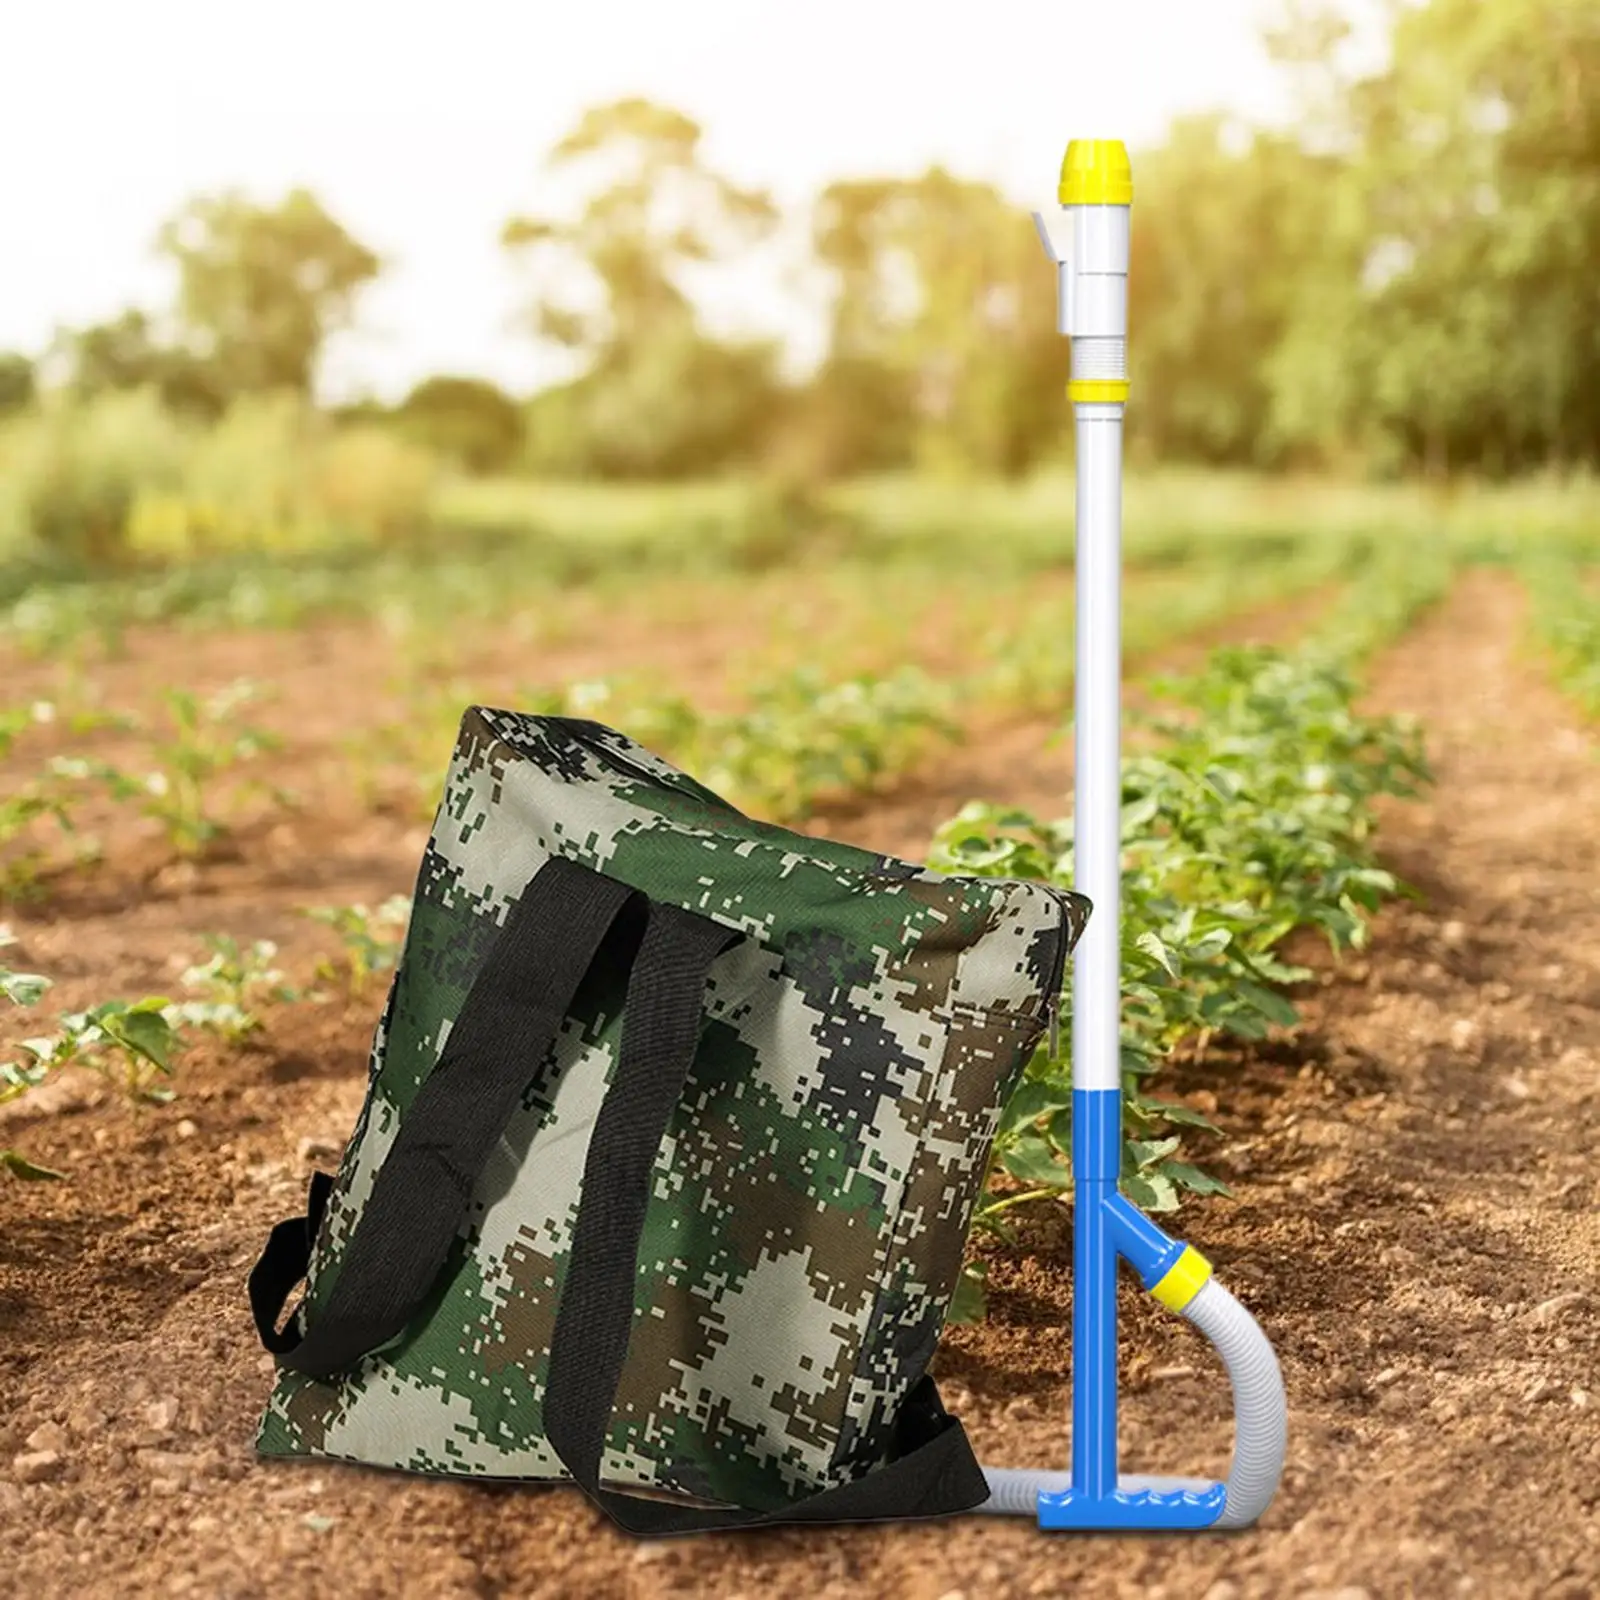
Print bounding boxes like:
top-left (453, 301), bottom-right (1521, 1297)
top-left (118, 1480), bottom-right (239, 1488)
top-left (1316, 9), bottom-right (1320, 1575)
top-left (1059, 139), bottom-right (1132, 206)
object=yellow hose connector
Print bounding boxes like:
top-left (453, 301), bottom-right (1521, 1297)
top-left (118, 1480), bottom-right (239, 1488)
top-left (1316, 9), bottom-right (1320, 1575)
top-left (1059, 138), bottom-right (1133, 207)
top-left (1151, 1245), bottom-right (1213, 1312)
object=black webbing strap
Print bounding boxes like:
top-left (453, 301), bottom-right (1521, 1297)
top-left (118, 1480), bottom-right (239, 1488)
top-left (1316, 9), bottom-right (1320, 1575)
top-left (252, 855), bottom-right (646, 1378)
top-left (542, 901), bottom-right (991, 1535)
top-left (249, 1169), bottom-right (334, 1355)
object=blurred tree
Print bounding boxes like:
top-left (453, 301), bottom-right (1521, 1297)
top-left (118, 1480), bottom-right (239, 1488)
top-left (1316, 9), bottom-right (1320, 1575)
top-left (395, 375), bottom-right (524, 473)
top-left (0, 352), bottom-right (35, 415)
top-left (504, 98), bottom-right (782, 476)
top-left (806, 168), bottom-right (1064, 478)
top-left (522, 331), bottom-right (784, 479)
top-left (768, 355), bottom-right (916, 480)
top-left (328, 396), bottom-right (393, 427)
top-left (55, 309), bottom-right (223, 419)
top-left (1266, 0), bottom-right (1600, 474)
top-left (59, 310), bottom-right (166, 396)
top-left (158, 188), bottom-right (380, 403)
top-left (1126, 116), bottom-right (1331, 466)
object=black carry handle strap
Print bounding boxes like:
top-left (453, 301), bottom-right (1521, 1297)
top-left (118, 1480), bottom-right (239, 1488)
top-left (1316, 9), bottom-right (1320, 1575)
top-left (542, 901), bottom-right (991, 1536)
top-left (253, 855), bottom-right (647, 1378)
top-left (249, 1169), bottom-right (335, 1355)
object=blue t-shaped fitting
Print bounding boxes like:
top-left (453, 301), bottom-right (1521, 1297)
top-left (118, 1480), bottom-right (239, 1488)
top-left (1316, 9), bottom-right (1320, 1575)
top-left (1035, 1088), bottom-right (1226, 1531)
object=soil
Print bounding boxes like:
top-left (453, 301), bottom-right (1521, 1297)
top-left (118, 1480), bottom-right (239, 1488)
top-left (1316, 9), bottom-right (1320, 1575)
top-left (2, 569), bottom-right (1597, 1600)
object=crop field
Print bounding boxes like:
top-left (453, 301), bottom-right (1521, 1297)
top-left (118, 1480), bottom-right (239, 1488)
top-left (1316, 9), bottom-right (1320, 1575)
top-left (2, 469), bottom-right (1599, 1600)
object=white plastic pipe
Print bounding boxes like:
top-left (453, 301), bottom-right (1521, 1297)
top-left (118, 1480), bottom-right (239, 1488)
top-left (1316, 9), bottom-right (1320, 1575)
top-left (1071, 401), bottom-right (1124, 1093)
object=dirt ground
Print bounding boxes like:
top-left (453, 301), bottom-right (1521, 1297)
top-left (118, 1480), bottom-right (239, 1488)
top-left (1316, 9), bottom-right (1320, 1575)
top-left (2, 569), bottom-right (1597, 1600)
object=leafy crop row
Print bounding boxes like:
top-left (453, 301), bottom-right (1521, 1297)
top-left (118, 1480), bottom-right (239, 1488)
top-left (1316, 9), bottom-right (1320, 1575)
top-left (0, 902), bottom-right (410, 1179)
top-left (348, 541), bottom-right (1366, 829)
top-left (1520, 550), bottom-right (1600, 721)
top-left (938, 544), bottom-right (1453, 1319)
top-left (352, 665), bottom-right (960, 825)
top-left (971, 530), bottom-right (1367, 716)
top-left (0, 682), bottom-right (282, 901)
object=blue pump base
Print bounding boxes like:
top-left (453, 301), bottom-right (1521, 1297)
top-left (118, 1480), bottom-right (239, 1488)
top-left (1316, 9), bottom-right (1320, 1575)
top-left (1036, 1482), bottom-right (1227, 1531)
top-left (1039, 1089), bottom-right (1230, 1534)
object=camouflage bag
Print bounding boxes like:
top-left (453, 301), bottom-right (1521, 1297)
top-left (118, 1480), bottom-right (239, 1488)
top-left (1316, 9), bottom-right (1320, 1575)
top-left (249, 708), bottom-right (1088, 1534)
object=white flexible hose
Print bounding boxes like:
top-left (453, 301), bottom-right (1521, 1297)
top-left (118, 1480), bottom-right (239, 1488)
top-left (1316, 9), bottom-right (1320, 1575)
top-left (971, 1278), bottom-right (1287, 1529)
top-left (1184, 1278), bottom-right (1287, 1528)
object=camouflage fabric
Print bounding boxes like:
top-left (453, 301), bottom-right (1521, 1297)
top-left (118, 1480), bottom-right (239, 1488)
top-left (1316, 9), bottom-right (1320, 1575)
top-left (258, 708), bottom-right (1088, 1509)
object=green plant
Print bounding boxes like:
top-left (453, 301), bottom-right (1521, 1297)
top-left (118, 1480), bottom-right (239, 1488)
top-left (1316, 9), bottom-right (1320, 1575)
top-left (16, 998), bottom-right (182, 1108)
top-left (1521, 549), bottom-right (1600, 721)
top-left (932, 637), bottom-right (1431, 1316)
top-left (29, 1004), bottom-right (180, 1107)
top-left (304, 895), bottom-right (411, 994)
top-left (168, 933), bottom-right (299, 1041)
top-left (0, 697), bottom-right (144, 900)
top-left (2, 951), bottom-right (185, 1180)
top-left (380, 664), bottom-right (958, 828)
top-left (0, 703), bottom-right (78, 900)
top-left (55, 678), bottom-right (286, 855)
top-left (935, 530), bottom-right (1454, 1318)
top-left (0, 926), bottom-right (60, 1179)
top-left (702, 667), bottom-right (959, 819)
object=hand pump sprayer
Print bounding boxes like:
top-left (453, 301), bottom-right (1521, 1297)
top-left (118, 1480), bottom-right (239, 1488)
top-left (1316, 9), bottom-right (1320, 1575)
top-left (971, 139), bottom-right (1289, 1532)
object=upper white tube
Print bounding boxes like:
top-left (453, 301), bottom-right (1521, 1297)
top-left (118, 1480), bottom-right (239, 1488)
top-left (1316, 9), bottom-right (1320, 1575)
top-left (1071, 403), bottom-right (1124, 1093)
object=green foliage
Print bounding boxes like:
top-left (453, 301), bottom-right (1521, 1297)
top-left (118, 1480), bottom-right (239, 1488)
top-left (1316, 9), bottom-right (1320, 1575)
top-left (504, 98), bottom-right (775, 357)
top-left (946, 1259), bottom-right (991, 1325)
top-left (696, 668), bottom-right (960, 820)
top-left (531, 331), bottom-right (787, 481)
top-left (169, 934), bottom-right (299, 1042)
top-left (1521, 549), bottom-right (1600, 718)
top-left (0, 352), bottom-right (35, 417)
top-left (1, 704), bottom-right (74, 900)
top-left (0, 1149), bottom-right (64, 1181)
top-left (768, 356), bottom-right (917, 481)
top-left (138, 680), bottom-right (284, 854)
top-left (127, 396), bottom-right (435, 558)
top-left (0, 698), bottom-right (131, 901)
top-left (55, 679), bottom-right (284, 857)
top-left (504, 98), bottom-right (784, 480)
top-left (1127, 117), bottom-right (1331, 467)
top-left (933, 622), bottom-right (1432, 1231)
top-left (1304, 534), bottom-right (1463, 662)
top-left (53, 187), bottom-right (377, 422)
top-left (0, 389), bottom-right (192, 568)
top-left (55, 309), bottom-right (222, 420)
top-left (7, 0), bottom-right (1598, 503)
top-left (1265, 0), bottom-right (1600, 474)
top-left (396, 376), bottom-right (524, 474)
top-left (517, 667), bottom-right (959, 822)
top-left (303, 896), bottom-right (411, 996)
top-left (809, 169), bottom-right (1064, 478)
top-left (15, 997), bottom-right (182, 1107)
top-left (0, 938), bottom-right (50, 1011)
top-left (0, 392), bottom-right (436, 583)
top-left (158, 188), bottom-right (380, 403)
top-left (2, 925), bottom-right (188, 1178)
top-left (1, 929), bottom-right (56, 1178)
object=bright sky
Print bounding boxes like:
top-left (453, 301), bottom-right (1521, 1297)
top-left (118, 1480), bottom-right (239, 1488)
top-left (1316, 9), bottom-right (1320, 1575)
top-left (0, 0), bottom-right (1296, 401)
